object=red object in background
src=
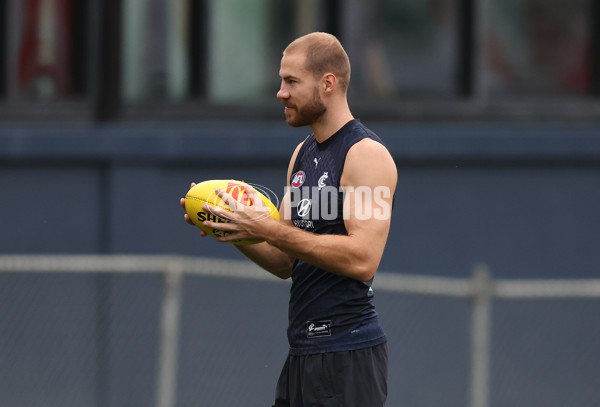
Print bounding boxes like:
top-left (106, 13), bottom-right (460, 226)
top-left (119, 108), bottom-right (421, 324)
top-left (560, 43), bottom-right (591, 94)
top-left (17, 0), bottom-right (72, 97)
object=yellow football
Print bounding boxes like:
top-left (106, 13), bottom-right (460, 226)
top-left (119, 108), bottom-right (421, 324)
top-left (184, 179), bottom-right (280, 245)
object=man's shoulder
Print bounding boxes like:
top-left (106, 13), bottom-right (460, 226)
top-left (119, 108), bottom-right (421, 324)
top-left (343, 132), bottom-right (397, 185)
top-left (343, 120), bottom-right (384, 146)
top-left (347, 137), bottom-right (392, 161)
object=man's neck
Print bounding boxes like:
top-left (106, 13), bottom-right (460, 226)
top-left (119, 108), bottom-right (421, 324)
top-left (310, 108), bottom-right (354, 143)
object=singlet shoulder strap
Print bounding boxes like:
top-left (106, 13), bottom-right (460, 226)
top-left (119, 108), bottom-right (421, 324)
top-left (291, 134), bottom-right (314, 175)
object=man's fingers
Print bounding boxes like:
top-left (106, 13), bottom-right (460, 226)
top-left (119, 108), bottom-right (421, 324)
top-left (244, 186), bottom-right (266, 209)
top-left (203, 219), bottom-right (236, 232)
top-left (244, 185), bottom-right (270, 210)
top-left (214, 188), bottom-right (241, 212)
top-left (203, 203), bottom-right (235, 221)
top-left (181, 198), bottom-right (195, 225)
top-left (183, 213), bottom-right (195, 225)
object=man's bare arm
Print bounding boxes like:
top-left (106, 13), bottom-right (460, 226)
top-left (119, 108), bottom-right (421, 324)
top-left (205, 139), bottom-right (397, 282)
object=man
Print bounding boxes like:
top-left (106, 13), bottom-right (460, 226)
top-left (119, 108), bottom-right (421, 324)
top-left (181, 32), bottom-right (397, 406)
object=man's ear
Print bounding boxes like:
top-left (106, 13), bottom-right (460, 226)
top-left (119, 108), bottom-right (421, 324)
top-left (323, 73), bottom-right (336, 94)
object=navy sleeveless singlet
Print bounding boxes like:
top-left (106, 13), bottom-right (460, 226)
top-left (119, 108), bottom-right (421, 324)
top-left (287, 119), bottom-right (388, 355)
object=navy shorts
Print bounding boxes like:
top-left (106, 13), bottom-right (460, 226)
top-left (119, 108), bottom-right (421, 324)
top-left (272, 342), bottom-right (388, 407)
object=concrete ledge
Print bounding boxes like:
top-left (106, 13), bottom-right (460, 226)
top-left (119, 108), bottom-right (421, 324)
top-left (1, 122), bottom-right (599, 163)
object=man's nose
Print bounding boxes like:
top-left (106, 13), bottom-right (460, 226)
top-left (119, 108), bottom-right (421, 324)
top-left (277, 86), bottom-right (289, 100)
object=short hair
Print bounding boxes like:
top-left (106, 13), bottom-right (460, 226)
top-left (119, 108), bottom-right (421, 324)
top-left (284, 32), bottom-right (351, 92)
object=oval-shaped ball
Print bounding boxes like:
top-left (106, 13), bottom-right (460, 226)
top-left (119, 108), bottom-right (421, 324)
top-left (184, 179), bottom-right (280, 245)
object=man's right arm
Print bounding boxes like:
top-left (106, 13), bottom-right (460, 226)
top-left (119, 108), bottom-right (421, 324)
top-left (181, 190), bottom-right (294, 279)
top-left (181, 141), bottom-right (303, 280)
top-left (233, 192), bottom-right (294, 279)
top-left (233, 141), bottom-right (304, 279)
top-left (234, 242), bottom-right (294, 279)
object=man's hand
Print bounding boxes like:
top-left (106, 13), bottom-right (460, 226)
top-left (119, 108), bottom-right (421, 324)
top-left (180, 182), bottom-right (208, 237)
top-left (202, 186), bottom-right (275, 244)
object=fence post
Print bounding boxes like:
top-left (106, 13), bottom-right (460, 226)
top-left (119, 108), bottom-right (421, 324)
top-left (474, 0), bottom-right (492, 105)
top-left (469, 263), bottom-right (493, 407)
top-left (155, 259), bottom-right (184, 407)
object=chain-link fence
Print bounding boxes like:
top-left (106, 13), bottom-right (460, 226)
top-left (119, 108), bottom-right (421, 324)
top-left (0, 255), bottom-right (598, 407)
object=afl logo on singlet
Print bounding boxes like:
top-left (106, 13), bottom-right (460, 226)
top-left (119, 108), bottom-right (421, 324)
top-left (291, 171), bottom-right (306, 188)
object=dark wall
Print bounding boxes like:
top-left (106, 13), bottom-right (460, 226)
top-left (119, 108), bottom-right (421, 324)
top-left (1, 122), bottom-right (599, 406)
top-left (1, 122), bottom-right (599, 277)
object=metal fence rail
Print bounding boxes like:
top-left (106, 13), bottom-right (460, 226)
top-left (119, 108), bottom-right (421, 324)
top-left (1, 255), bottom-right (599, 407)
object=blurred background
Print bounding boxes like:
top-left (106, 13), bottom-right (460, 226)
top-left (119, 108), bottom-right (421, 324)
top-left (1, 0), bottom-right (599, 406)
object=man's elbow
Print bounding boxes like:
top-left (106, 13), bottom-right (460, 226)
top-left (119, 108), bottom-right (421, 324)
top-left (349, 262), bottom-right (378, 282)
top-left (274, 269), bottom-right (292, 280)
top-left (270, 260), bottom-right (293, 280)
top-left (345, 236), bottom-right (384, 281)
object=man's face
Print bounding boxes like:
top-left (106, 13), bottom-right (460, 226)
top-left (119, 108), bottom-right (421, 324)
top-left (277, 52), bottom-right (326, 127)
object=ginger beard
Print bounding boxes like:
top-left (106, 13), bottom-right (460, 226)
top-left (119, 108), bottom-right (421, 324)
top-left (284, 87), bottom-right (327, 127)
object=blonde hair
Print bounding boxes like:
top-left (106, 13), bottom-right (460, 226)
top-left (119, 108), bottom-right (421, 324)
top-left (284, 32), bottom-right (351, 92)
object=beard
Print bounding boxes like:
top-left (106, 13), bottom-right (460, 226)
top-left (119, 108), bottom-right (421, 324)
top-left (284, 87), bottom-right (327, 127)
